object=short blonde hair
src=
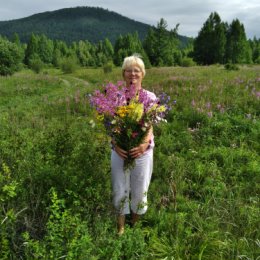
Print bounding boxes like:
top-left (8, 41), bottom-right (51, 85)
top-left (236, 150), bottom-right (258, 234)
top-left (122, 54), bottom-right (146, 77)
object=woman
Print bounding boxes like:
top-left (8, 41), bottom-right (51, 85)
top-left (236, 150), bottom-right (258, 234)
top-left (111, 54), bottom-right (156, 235)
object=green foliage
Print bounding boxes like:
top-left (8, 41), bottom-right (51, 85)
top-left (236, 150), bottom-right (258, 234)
top-left (103, 61), bottom-right (114, 73)
top-left (60, 56), bottom-right (78, 74)
top-left (224, 62), bottom-right (240, 70)
top-left (181, 57), bottom-right (196, 67)
top-left (23, 188), bottom-right (93, 259)
top-left (143, 18), bottom-right (180, 66)
top-left (226, 19), bottom-right (251, 64)
top-left (0, 37), bottom-right (23, 75)
top-left (28, 54), bottom-right (44, 73)
top-left (193, 12), bottom-right (226, 65)
top-left (113, 32), bottom-right (150, 67)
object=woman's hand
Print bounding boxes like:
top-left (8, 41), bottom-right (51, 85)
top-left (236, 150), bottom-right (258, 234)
top-left (129, 142), bottom-right (149, 159)
top-left (112, 139), bottom-right (128, 159)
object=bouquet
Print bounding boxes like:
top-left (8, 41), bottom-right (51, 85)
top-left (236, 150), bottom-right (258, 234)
top-left (89, 82), bottom-right (171, 169)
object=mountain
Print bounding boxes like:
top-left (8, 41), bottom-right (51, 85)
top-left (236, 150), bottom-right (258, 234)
top-left (0, 6), bottom-right (190, 46)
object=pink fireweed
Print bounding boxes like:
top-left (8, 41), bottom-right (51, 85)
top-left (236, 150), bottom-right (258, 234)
top-left (89, 82), bottom-right (171, 169)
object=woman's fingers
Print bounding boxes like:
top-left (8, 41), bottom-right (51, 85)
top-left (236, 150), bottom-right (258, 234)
top-left (115, 146), bottom-right (128, 159)
top-left (129, 145), bottom-right (146, 158)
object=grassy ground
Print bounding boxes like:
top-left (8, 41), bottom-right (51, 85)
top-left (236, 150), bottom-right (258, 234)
top-left (0, 65), bottom-right (259, 259)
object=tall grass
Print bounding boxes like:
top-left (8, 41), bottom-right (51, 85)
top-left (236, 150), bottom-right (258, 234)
top-left (0, 65), bottom-right (259, 259)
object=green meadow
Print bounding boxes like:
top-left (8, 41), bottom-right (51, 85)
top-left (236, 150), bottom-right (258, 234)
top-left (0, 65), bottom-right (259, 259)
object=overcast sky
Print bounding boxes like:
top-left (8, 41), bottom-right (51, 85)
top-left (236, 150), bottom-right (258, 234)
top-left (0, 0), bottom-right (259, 39)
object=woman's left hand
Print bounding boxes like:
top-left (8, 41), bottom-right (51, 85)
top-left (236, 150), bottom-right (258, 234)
top-left (129, 142), bottom-right (149, 159)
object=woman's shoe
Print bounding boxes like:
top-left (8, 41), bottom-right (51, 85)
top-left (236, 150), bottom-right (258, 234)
top-left (117, 215), bottom-right (125, 235)
top-left (131, 213), bottom-right (139, 227)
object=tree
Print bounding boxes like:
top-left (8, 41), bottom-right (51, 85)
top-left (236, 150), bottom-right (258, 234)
top-left (76, 40), bottom-right (95, 66)
top-left (193, 12), bottom-right (226, 64)
top-left (0, 37), bottom-right (23, 75)
top-left (143, 18), bottom-right (180, 66)
top-left (249, 37), bottom-right (260, 64)
top-left (225, 19), bottom-right (252, 63)
top-left (113, 32), bottom-right (150, 67)
top-left (24, 33), bottom-right (39, 65)
top-left (37, 34), bottom-right (54, 64)
top-left (95, 38), bottom-right (114, 66)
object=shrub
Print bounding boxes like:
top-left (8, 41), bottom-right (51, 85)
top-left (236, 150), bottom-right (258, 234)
top-left (181, 57), bottom-right (196, 67)
top-left (60, 56), bottom-right (78, 74)
top-left (224, 62), bottom-right (239, 70)
top-left (29, 54), bottom-right (44, 74)
top-left (0, 37), bottom-right (23, 76)
top-left (103, 61), bottom-right (114, 74)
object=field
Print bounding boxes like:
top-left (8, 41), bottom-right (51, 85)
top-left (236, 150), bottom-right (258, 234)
top-left (0, 65), bottom-right (259, 259)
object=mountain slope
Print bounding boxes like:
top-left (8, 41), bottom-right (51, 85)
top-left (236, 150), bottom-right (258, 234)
top-left (0, 6), bottom-right (190, 46)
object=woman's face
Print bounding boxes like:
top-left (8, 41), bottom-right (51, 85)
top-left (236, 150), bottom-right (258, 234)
top-left (123, 65), bottom-right (143, 87)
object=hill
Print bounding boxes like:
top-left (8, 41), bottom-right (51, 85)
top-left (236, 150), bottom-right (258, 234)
top-left (0, 6), bottom-right (190, 46)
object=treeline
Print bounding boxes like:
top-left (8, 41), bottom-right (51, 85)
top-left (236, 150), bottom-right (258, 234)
top-left (0, 12), bottom-right (260, 76)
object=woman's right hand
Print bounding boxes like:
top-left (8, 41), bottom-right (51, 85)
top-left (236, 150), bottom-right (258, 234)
top-left (114, 145), bottom-right (128, 159)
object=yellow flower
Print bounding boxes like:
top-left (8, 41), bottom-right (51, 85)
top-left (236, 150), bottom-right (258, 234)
top-left (127, 102), bottom-right (144, 121)
top-left (148, 104), bottom-right (158, 112)
top-left (157, 105), bottom-right (166, 113)
top-left (96, 114), bottom-right (104, 121)
top-left (117, 106), bottom-right (128, 118)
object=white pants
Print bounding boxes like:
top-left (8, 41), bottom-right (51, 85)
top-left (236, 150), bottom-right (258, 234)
top-left (111, 149), bottom-right (153, 215)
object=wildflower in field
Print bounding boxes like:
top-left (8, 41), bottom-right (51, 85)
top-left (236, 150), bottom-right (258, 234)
top-left (207, 111), bottom-right (213, 118)
top-left (206, 102), bottom-right (211, 109)
top-left (217, 104), bottom-right (225, 113)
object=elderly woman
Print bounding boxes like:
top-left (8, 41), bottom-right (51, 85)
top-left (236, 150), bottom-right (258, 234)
top-left (111, 54), bottom-right (157, 235)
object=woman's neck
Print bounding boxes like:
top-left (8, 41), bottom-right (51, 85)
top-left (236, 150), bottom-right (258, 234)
top-left (127, 83), bottom-right (142, 91)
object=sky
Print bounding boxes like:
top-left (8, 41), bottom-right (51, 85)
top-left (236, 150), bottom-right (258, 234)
top-left (0, 0), bottom-right (259, 39)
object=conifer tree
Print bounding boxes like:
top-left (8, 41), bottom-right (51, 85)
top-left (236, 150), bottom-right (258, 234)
top-left (249, 37), bottom-right (260, 63)
top-left (225, 19), bottom-right (252, 63)
top-left (37, 34), bottom-right (54, 64)
top-left (113, 32), bottom-right (150, 67)
top-left (24, 33), bottom-right (39, 65)
top-left (143, 18), bottom-right (180, 66)
top-left (193, 12), bottom-right (226, 64)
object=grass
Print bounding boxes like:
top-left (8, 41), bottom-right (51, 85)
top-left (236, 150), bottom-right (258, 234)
top-left (0, 65), bottom-right (259, 259)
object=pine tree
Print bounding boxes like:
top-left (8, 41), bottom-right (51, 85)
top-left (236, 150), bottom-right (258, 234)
top-left (24, 33), bottom-right (39, 65)
top-left (226, 19), bottom-right (252, 63)
top-left (193, 12), bottom-right (226, 64)
top-left (76, 40), bottom-right (95, 66)
top-left (37, 34), bottom-right (54, 64)
top-left (143, 18), bottom-right (180, 66)
top-left (113, 32), bottom-right (150, 67)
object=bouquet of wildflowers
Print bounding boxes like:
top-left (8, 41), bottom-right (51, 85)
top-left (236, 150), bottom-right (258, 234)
top-left (89, 82), bottom-right (170, 169)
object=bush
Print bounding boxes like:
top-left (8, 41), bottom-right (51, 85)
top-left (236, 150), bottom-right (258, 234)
top-left (0, 37), bottom-right (23, 76)
top-left (224, 62), bottom-right (240, 70)
top-left (29, 54), bottom-right (44, 74)
top-left (103, 61), bottom-right (114, 73)
top-left (181, 57), bottom-right (196, 67)
top-left (60, 56), bottom-right (78, 74)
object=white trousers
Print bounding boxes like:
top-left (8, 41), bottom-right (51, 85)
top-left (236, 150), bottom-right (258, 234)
top-left (111, 149), bottom-right (153, 215)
